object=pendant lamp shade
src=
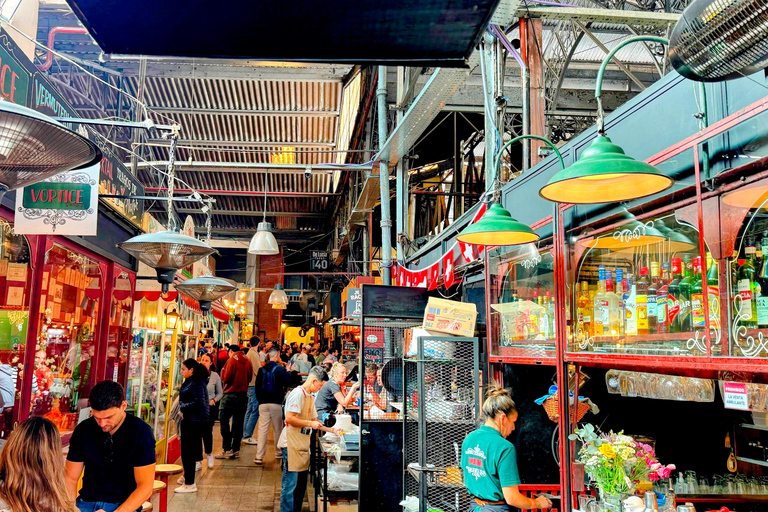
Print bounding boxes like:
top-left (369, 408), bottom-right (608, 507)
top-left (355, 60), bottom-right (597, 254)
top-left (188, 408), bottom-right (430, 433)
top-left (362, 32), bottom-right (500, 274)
top-left (175, 275), bottom-right (238, 313)
top-left (539, 136), bottom-right (673, 204)
top-left (268, 283), bottom-right (289, 306)
top-left (272, 302), bottom-right (287, 310)
top-left (581, 218), bottom-right (666, 249)
top-left (248, 221), bottom-right (279, 255)
top-left (0, 100), bottom-right (102, 190)
top-left (654, 220), bottom-right (697, 252)
top-left (457, 203), bottom-right (539, 246)
top-left (119, 231), bottom-right (215, 292)
top-left (722, 182), bottom-right (768, 209)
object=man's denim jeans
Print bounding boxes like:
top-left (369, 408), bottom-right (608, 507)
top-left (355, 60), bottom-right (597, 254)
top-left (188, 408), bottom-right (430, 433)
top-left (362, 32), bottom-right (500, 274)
top-left (280, 447), bottom-right (308, 512)
top-left (76, 499), bottom-right (141, 512)
top-left (243, 385), bottom-right (260, 438)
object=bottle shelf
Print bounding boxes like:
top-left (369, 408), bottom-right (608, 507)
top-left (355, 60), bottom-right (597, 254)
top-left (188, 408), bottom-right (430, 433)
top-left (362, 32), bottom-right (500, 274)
top-left (736, 455), bottom-right (768, 467)
top-left (677, 493), bottom-right (768, 503)
top-left (739, 423), bottom-right (768, 432)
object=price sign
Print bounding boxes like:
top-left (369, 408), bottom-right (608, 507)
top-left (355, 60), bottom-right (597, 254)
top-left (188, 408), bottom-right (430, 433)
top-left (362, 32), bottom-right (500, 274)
top-left (723, 382), bottom-right (749, 410)
top-left (310, 250), bottom-right (329, 271)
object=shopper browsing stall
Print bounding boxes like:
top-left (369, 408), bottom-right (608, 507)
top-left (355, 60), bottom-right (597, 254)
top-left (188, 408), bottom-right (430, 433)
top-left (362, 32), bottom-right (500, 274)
top-left (199, 352), bottom-right (222, 469)
top-left (253, 347), bottom-right (291, 465)
top-left (315, 362), bottom-right (359, 422)
top-left (461, 386), bottom-right (552, 511)
top-left (175, 359), bottom-right (209, 494)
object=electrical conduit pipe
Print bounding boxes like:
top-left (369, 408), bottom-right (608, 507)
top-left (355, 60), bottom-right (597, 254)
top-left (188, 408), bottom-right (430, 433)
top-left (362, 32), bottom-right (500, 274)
top-left (39, 26), bottom-right (89, 71)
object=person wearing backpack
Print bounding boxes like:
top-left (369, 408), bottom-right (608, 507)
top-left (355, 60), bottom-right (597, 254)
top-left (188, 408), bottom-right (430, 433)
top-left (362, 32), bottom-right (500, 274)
top-left (253, 347), bottom-right (291, 465)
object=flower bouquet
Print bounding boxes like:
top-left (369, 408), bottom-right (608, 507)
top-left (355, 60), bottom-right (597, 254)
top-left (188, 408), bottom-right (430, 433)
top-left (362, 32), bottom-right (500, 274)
top-left (569, 424), bottom-right (675, 512)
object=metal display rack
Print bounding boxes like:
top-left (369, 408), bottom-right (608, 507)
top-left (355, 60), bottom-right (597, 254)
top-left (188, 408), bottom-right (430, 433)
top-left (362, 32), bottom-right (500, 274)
top-left (404, 335), bottom-right (480, 512)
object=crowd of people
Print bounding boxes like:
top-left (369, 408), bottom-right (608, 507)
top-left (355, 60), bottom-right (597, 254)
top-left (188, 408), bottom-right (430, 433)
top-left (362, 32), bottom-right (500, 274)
top-left (0, 336), bottom-right (359, 512)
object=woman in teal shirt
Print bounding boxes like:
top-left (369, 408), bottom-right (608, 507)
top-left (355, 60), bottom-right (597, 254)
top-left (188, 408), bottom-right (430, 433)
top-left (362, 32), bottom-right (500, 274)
top-left (461, 386), bottom-right (552, 511)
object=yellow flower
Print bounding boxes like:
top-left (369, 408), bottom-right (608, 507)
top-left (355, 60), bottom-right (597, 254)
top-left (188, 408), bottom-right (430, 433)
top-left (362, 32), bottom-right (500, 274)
top-left (599, 444), bottom-right (616, 458)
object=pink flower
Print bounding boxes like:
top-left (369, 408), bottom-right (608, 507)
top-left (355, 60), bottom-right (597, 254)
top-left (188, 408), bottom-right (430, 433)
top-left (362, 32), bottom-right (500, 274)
top-left (667, 464), bottom-right (676, 471)
top-left (649, 472), bottom-right (660, 482)
top-left (651, 463), bottom-right (662, 470)
top-left (658, 467), bottom-right (672, 479)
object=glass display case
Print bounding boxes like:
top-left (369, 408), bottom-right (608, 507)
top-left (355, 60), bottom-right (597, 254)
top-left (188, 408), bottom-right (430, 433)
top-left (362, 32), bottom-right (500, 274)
top-left (33, 243), bottom-right (103, 436)
top-left (0, 225), bottom-right (31, 438)
top-left (720, 175), bottom-right (768, 358)
top-left (487, 242), bottom-right (556, 360)
top-left (567, 210), bottom-right (718, 358)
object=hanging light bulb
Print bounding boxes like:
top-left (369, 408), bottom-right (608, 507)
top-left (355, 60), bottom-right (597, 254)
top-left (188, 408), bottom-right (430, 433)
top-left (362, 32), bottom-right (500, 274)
top-left (248, 176), bottom-right (279, 255)
top-left (268, 283), bottom-right (289, 306)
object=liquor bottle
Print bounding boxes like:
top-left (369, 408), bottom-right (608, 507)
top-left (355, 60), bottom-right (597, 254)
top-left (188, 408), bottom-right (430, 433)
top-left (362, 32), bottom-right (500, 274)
top-left (678, 255), bottom-right (694, 332)
top-left (530, 290), bottom-right (540, 339)
top-left (762, 231), bottom-right (768, 258)
top-left (625, 275), bottom-right (637, 336)
top-left (546, 291), bottom-right (556, 337)
top-left (706, 252), bottom-right (720, 327)
top-left (578, 281), bottom-right (592, 338)
top-left (538, 294), bottom-right (549, 339)
top-left (691, 257), bottom-right (706, 331)
top-left (615, 269), bottom-right (625, 336)
top-left (668, 258), bottom-right (683, 333)
top-left (648, 262), bottom-right (659, 333)
top-left (605, 278), bottom-right (622, 337)
top-left (594, 267), bottom-right (608, 336)
top-left (737, 246), bottom-right (758, 329)
top-left (637, 267), bottom-right (650, 335)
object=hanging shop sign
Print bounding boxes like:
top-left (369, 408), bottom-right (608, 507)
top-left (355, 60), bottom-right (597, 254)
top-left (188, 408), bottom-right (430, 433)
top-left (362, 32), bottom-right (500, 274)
top-left (363, 347), bottom-right (384, 366)
top-left (0, 28), bottom-right (144, 227)
top-left (15, 163), bottom-right (99, 235)
top-left (347, 288), bottom-right (362, 318)
top-left (310, 250), bottom-right (330, 271)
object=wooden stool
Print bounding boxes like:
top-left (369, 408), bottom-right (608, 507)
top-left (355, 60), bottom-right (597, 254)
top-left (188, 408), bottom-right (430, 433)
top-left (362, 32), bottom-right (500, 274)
top-left (142, 502), bottom-right (153, 512)
top-left (152, 480), bottom-right (166, 495)
top-left (154, 464), bottom-right (182, 512)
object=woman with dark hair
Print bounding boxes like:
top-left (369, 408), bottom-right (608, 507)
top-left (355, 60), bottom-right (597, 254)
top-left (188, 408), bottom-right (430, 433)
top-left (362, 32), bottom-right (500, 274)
top-left (200, 352), bottom-right (222, 469)
top-left (175, 358), bottom-right (209, 493)
top-left (0, 416), bottom-right (75, 512)
top-left (460, 384), bottom-right (552, 511)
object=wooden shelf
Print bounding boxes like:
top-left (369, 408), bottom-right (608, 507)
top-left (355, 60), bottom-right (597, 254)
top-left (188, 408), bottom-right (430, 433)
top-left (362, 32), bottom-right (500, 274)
top-left (678, 494), bottom-right (768, 503)
top-left (736, 456), bottom-right (768, 467)
top-left (739, 423), bottom-right (768, 432)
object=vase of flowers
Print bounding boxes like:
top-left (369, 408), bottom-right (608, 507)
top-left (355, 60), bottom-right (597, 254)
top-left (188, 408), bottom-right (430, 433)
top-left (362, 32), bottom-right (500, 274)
top-left (569, 424), bottom-right (675, 510)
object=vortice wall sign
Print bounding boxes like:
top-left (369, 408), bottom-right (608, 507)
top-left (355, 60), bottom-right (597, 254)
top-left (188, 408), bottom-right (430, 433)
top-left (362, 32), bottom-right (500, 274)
top-left (14, 163), bottom-right (99, 235)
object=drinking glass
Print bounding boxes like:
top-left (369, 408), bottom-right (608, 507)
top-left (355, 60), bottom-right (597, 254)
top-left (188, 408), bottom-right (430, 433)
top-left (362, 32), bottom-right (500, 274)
top-left (606, 370), bottom-right (621, 394)
top-left (712, 475), bottom-right (724, 494)
top-left (698, 475), bottom-right (710, 494)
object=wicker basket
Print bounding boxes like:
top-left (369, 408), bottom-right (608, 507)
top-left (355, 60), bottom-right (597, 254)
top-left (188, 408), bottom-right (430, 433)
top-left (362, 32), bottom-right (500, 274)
top-left (543, 396), bottom-right (591, 423)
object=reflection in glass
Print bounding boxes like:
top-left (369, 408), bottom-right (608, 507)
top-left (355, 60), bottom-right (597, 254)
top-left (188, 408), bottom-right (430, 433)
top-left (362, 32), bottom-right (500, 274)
top-left (33, 244), bottom-right (102, 435)
top-left (571, 213), bottom-right (717, 356)
top-left (488, 243), bottom-right (556, 358)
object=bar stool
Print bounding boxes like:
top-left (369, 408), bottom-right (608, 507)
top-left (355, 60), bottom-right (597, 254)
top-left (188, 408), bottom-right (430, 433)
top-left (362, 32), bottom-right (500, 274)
top-left (154, 464), bottom-right (182, 512)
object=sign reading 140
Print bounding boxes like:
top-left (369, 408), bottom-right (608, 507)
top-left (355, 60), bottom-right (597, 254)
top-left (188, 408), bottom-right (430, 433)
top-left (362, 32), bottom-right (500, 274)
top-left (310, 250), bottom-right (329, 271)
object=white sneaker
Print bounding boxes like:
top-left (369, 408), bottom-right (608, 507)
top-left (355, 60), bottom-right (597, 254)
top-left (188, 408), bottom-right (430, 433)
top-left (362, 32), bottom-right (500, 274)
top-left (175, 484), bottom-right (198, 493)
top-left (207, 453), bottom-right (214, 468)
top-left (243, 437), bottom-right (258, 445)
top-left (177, 475), bottom-right (185, 485)
top-left (195, 461), bottom-right (202, 472)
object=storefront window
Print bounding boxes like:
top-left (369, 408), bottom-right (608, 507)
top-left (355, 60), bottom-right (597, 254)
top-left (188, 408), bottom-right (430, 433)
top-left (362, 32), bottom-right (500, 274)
top-left (166, 332), bottom-right (187, 440)
top-left (722, 175), bottom-right (768, 358)
top-left (105, 271), bottom-right (132, 384)
top-left (0, 224), bottom-right (30, 438)
top-left (568, 211), bottom-right (716, 357)
top-left (488, 242), bottom-right (556, 359)
top-left (33, 244), bottom-right (102, 435)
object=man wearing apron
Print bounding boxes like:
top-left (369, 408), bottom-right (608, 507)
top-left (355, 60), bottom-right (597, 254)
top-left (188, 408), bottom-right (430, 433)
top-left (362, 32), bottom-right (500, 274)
top-left (277, 366), bottom-right (342, 512)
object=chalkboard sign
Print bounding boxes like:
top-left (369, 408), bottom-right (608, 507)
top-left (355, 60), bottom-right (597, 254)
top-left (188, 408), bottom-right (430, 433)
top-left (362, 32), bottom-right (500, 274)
top-left (364, 347), bottom-right (384, 366)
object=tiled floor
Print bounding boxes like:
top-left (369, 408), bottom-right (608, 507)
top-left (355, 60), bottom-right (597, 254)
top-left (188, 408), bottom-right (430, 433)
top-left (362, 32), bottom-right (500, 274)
top-left (160, 428), bottom-right (296, 512)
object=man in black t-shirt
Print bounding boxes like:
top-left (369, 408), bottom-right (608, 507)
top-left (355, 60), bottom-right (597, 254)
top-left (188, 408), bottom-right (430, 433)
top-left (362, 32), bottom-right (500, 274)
top-left (65, 381), bottom-right (156, 512)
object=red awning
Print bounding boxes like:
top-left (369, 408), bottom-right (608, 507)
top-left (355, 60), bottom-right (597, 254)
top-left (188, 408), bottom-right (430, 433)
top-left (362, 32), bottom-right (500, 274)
top-left (134, 291), bottom-right (178, 302)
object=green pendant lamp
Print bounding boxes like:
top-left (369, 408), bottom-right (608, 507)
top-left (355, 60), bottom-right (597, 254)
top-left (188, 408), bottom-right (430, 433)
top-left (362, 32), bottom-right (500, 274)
top-left (458, 135), bottom-right (565, 246)
top-left (539, 36), bottom-right (675, 204)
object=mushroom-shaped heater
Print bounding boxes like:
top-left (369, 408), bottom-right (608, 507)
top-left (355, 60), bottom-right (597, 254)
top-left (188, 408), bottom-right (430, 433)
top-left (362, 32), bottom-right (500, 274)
top-left (175, 275), bottom-right (238, 313)
top-left (119, 231), bottom-right (215, 293)
top-left (0, 100), bottom-right (102, 191)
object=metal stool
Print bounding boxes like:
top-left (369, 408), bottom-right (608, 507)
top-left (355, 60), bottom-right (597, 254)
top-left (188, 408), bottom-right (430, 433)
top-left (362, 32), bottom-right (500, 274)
top-left (154, 464), bottom-right (182, 512)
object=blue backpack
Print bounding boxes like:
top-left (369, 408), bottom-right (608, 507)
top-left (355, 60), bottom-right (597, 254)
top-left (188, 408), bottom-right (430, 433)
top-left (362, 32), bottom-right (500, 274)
top-left (262, 365), bottom-right (278, 393)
